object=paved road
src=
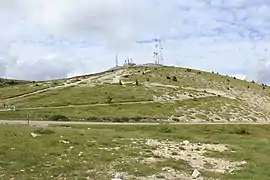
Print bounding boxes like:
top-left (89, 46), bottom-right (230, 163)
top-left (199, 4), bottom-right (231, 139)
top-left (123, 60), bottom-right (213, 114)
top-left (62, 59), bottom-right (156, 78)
top-left (0, 120), bottom-right (269, 126)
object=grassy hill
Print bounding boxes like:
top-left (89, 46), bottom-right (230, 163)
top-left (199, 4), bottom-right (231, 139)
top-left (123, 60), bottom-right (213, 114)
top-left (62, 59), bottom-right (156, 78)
top-left (0, 78), bottom-right (30, 87)
top-left (0, 65), bottom-right (269, 122)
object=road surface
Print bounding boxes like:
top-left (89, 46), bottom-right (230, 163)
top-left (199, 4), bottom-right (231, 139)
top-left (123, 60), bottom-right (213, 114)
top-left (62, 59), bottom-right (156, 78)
top-left (0, 120), bottom-right (269, 126)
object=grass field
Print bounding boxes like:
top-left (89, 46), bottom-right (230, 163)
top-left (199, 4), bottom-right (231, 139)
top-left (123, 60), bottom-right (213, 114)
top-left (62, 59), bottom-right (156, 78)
top-left (0, 102), bottom-right (175, 121)
top-left (0, 84), bottom-right (50, 100)
top-left (0, 124), bottom-right (269, 180)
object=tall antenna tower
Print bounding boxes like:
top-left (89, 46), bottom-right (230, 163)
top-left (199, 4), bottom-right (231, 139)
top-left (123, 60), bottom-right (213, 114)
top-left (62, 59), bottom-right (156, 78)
top-left (158, 40), bottom-right (164, 65)
top-left (115, 54), bottom-right (118, 67)
top-left (153, 38), bottom-right (164, 65)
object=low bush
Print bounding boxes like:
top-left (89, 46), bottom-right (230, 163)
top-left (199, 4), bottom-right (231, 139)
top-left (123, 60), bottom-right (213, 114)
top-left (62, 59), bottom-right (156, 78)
top-left (49, 115), bottom-right (70, 121)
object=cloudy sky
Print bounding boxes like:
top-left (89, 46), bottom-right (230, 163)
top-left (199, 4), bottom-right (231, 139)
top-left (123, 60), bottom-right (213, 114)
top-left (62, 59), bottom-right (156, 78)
top-left (0, 0), bottom-right (270, 83)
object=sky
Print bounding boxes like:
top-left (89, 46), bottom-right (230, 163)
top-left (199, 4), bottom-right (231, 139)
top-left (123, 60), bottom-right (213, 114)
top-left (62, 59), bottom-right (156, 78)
top-left (0, 0), bottom-right (270, 84)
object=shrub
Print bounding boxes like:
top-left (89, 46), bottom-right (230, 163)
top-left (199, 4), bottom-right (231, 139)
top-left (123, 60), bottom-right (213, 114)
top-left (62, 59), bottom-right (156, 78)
top-left (158, 122), bottom-right (173, 133)
top-left (33, 128), bottom-right (55, 135)
top-left (229, 127), bottom-right (250, 135)
top-left (166, 76), bottom-right (171, 80)
top-left (119, 80), bottom-right (123, 85)
top-left (49, 115), bottom-right (70, 121)
top-left (107, 96), bottom-right (113, 103)
top-left (172, 76), bottom-right (177, 82)
top-left (135, 79), bottom-right (139, 85)
top-left (86, 117), bottom-right (99, 122)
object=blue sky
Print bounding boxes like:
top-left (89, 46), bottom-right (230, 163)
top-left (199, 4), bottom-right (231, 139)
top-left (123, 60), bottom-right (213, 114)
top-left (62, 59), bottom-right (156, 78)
top-left (0, 0), bottom-right (270, 83)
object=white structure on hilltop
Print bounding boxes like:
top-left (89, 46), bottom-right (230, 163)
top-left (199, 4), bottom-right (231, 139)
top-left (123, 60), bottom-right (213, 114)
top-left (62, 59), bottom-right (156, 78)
top-left (123, 57), bottom-right (136, 67)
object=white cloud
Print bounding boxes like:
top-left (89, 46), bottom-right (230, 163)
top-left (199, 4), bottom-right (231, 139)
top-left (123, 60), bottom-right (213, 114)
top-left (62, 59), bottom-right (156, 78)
top-left (0, 0), bottom-right (270, 83)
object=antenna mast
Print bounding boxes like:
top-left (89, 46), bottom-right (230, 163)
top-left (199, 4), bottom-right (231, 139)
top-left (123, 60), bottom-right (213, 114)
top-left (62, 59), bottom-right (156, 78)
top-left (153, 38), bottom-right (163, 65)
top-left (115, 54), bottom-right (118, 67)
top-left (159, 40), bottom-right (163, 65)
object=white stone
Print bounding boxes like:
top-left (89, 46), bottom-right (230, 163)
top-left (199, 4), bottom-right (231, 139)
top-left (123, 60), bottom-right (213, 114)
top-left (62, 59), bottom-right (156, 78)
top-left (182, 140), bottom-right (190, 145)
top-left (241, 161), bottom-right (247, 165)
top-left (192, 169), bottom-right (201, 179)
top-left (59, 140), bottom-right (70, 144)
top-left (112, 172), bottom-right (124, 180)
top-left (30, 133), bottom-right (39, 138)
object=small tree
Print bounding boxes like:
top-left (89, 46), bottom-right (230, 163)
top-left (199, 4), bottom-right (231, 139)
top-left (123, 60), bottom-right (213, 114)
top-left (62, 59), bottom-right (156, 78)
top-left (135, 79), bottom-right (139, 86)
top-left (107, 96), bottom-right (113, 103)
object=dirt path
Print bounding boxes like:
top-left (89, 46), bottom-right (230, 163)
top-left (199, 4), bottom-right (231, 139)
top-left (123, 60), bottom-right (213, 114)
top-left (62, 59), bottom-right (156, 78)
top-left (2, 70), bottom-right (124, 102)
top-left (0, 120), bottom-right (269, 126)
top-left (0, 92), bottom-right (221, 112)
top-left (0, 100), bottom-right (156, 111)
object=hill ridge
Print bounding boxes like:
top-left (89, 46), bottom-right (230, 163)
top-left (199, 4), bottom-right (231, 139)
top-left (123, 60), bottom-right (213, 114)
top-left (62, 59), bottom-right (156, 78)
top-left (0, 65), bottom-right (269, 123)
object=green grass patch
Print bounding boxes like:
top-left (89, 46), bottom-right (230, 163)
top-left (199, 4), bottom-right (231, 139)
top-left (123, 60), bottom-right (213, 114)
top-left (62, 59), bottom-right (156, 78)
top-left (0, 124), bottom-right (270, 179)
top-left (9, 84), bottom-right (160, 108)
top-left (0, 102), bottom-right (175, 121)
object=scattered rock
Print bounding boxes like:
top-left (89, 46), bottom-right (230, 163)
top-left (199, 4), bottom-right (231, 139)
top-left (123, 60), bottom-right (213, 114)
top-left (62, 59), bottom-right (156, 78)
top-left (192, 169), bottom-right (201, 179)
top-left (241, 161), bottom-right (247, 165)
top-left (59, 140), bottom-right (70, 144)
top-left (155, 174), bottom-right (166, 179)
top-left (182, 140), bottom-right (190, 145)
top-left (30, 133), bottom-right (40, 138)
top-left (144, 139), bottom-right (247, 174)
top-left (111, 172), bottom-right (124, 180)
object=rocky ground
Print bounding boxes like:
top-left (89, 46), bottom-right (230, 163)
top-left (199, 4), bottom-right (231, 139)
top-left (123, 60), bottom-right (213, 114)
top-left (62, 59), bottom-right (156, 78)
top-left (93, 138), bottom-right (248, 180)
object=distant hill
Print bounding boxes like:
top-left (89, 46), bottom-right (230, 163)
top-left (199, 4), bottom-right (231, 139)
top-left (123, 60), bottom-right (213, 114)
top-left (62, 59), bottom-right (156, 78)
top-left (0, 65), bottom-right (269, 123)
top-left (0, 78), bottom-right (30, 87)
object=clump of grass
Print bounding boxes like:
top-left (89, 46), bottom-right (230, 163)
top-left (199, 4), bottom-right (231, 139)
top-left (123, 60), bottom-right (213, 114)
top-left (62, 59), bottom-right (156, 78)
top-left (33, 128), bottom-right (55, 135)
top-left (172, 76), bottom-right (177, 82)
top-left (48, 114), bottom-right (70, 121)
top-left (229, 127), bottom-right (250, 135)
top-left (158, 122), bottom-right (173, 133)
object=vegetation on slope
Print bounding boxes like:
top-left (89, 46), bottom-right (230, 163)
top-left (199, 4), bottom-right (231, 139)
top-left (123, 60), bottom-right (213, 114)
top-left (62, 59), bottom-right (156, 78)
top-left (0, 65), bottom-right (269, 122)
top-left (0, 78), bottom-right (30, 87)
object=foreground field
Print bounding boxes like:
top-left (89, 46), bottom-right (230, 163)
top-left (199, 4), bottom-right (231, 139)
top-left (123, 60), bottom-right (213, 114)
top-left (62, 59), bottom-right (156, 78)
top-left (0, 124), bottom-right (269, 180)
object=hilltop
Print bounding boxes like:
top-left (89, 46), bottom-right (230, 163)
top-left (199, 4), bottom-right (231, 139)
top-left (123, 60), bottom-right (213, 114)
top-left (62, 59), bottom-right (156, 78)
top-left (0, 65), bottom-right (269, 123)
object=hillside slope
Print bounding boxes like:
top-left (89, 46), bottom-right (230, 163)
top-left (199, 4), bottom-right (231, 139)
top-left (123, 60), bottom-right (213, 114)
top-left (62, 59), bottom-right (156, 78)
top-left (0, 65), bottom-right (269, 123)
